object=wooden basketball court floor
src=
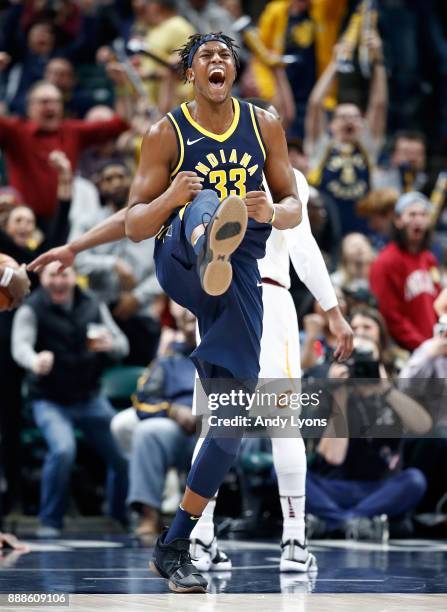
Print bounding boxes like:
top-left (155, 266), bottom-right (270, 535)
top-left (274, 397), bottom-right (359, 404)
top-left (1, 536), bottom-right (446, 610)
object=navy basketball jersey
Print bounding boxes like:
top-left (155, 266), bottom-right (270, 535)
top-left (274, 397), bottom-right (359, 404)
top-left (167, 97), bottom-right (271, 261)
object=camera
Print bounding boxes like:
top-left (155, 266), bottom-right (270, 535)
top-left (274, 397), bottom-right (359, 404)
top-left (347, 347), bottom-right (380, 379)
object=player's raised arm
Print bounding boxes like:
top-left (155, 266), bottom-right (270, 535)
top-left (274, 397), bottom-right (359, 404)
top-left (253, 109), bottom-right (302, 230)
top-left (125, 118), bottom-right (203, 242)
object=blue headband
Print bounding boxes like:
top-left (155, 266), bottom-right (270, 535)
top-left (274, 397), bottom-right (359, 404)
top-left (187, 35), bottom-right (230, 68)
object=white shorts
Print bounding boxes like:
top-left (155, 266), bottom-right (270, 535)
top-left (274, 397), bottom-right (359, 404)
top-left (259, 282), bottom-right (301, 381)
top-left (193, 283), bottom-right (301, 418)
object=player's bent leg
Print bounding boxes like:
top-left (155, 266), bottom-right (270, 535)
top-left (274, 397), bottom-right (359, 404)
top-left (183, 190), bottom-right (247, 296)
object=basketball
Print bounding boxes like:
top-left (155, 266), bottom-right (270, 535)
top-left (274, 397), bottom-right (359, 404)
top-left (0, 253), bottom-right (19, 311)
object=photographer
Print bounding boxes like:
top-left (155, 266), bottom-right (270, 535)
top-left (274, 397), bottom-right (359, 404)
top-left (306, 335), bottom-right (431, 540)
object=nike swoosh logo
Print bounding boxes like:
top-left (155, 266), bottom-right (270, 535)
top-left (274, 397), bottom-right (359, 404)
top-left (187, 137), bottom-right (205, 145)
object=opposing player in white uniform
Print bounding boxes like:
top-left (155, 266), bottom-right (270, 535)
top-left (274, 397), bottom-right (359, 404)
top-left (189, 121), bottom-right (353, 572)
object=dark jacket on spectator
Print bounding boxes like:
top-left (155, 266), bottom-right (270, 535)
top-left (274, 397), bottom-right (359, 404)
top-left (24, 286), bottom-right (108, 404)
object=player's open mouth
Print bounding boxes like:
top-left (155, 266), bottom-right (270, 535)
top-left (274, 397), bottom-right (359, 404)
top-left (208, 69), bottom-right (225, 89)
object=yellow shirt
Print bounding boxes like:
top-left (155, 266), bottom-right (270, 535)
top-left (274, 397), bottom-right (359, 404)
top-left (142, 15), bottom-right (195, 106)
top-left (253, 0), bottom-right (347, 102)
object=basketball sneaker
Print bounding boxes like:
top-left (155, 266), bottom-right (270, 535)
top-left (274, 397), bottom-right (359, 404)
top-left (190, 536), bottom-right (232, 571)
top-left (280, 539), bottom-right (318, 573)
top-left (150, 531), bottom-right (208, 593)
top-left (197, 195), bottom-right (247, 296)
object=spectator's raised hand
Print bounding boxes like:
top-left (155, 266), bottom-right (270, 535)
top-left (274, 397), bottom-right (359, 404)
top-left (363, 31), bottom-right (384, 63)
top-left (106, 62), bottom-right (130, 88)
top-left (49, 150), bottom-right (73, 200)
top-left (32, 351), bottom-right (54, 376)
top-left (49, 150), bottom-right (72, 176)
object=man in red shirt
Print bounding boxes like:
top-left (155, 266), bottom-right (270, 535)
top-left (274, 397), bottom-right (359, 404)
top-left (0, 77), bottom-right (131, 224)
top-left (370, 192), bottom-right (441, 351)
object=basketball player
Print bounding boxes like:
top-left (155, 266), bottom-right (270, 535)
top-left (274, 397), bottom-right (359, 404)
top-left (0, 262), bottom-right (30, 309)
top-left (123, 32), bottom-right (306, 593)
top-left (189, 101), bottom-right (353, 574)
top-left (32, 32), bottom-right (301, 592)
top-left (28, 97), bottom-right (352, 579)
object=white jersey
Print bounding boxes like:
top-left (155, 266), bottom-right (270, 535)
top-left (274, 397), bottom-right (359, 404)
top-left (259, 168), bottom-right (337, 312)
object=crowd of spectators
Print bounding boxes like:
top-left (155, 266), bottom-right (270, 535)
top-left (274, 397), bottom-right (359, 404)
top-left (0, 0), bottom-right (447, 541)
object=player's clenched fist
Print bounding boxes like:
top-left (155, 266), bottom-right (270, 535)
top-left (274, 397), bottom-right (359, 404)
top-left (168, 171), bottom-right (204, 206)
top-left (244, 191), bottom-right (274, 224)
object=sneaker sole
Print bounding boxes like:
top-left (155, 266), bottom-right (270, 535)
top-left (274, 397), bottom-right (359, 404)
top-left (280, 553), bottom-right (318, 574)
top-left (149, 561), bottom-right (207, 594)
top-left (200, 195), bottom-right (247, 296)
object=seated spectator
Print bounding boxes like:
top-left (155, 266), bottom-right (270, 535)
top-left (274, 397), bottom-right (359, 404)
top-left (330, 233), bottom-right (374, 290)
top-left (349, 305), bottom-right (398, 374)
top-left (305, 33), bottom-right (387, 235)
top-left (71, 159), bottom-right (163, 365)
top-left (0, 73), bottom-right (133, 226)
top-left (356, 188), bottom-right (398, 252)
top-left (11, 262), bottom-right (129, 537)
top-left (370, 192), bottom-right (441, 351)
top-left (306, 335), bottom-right (431, 540)
top-left (44, 58), bottom-right (107, 119)
top-left (374, 131), bottom-right (428, 195)
top-left (111, 306), bottom-right (197, 540)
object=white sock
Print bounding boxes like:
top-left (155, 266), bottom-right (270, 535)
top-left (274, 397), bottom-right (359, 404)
top-left (190, 435), bottom-right (217, 545)
top-left (190, 497), bottom-right (216, 545)
top-left (271, 436), bottom-right (306, 544)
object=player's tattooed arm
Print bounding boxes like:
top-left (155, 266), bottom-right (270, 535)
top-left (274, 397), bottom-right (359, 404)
top-left (256, 109), bottom-right (302, 230)
top-left (126, 119), bottom-right (203, 241)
